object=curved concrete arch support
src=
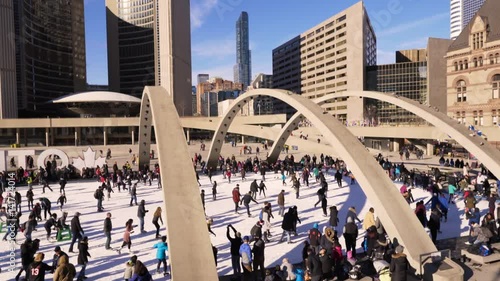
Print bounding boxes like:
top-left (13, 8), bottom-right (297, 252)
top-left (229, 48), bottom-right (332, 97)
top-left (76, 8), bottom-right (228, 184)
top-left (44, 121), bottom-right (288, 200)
top-left (138, 86), bottom-right (218, 281)
top-left (267, 112), bottom-right (304, 163)
top-left (313, 91), bottom-right (500, 180)
top-left (206, 89), bottom-right (458, 275)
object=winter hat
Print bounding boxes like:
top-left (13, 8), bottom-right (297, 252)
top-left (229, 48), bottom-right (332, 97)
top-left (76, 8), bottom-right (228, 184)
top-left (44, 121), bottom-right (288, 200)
top-left (313, 222), bottom-right (319, 229)
top-left (395, 245), bottom-right (404, 254)
top-left (243, 236), bottom-right (250, 241)
top-left (54, 246), bottom-right (61, 252)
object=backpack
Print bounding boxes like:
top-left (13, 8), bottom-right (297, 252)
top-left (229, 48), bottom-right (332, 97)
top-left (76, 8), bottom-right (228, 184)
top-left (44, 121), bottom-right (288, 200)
top-left (479, 244), bottom-right (491, 256)
top-left (309, 229), bottom-right (320, 245)
top-left (94, 190), bottom-right (99, 199)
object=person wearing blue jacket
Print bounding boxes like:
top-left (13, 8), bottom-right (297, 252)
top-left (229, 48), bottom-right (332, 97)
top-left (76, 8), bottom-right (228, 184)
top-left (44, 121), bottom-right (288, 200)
top-left (239, 236), bottom-right (253, 281)
top-left (153, 236), bottom-right (169, 276)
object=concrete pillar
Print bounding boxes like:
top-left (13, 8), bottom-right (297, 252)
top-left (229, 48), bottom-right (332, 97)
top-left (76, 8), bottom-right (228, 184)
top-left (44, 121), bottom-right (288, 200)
top-left (131, 128), bottom-right (135, 145)
top-left (241, 135), bottom-right (245, 144)
top-left (186, 129), bottom-right (190, 142)
top-left (15, 128), bottom-right (20, 144)
top-left (45, 128), bottom-right (49, 147)
top-left (103, 128), bottom-right (107, 146)
top-left (427, 143), bottom-right (435, 156)
top-left (392, 139), bottom-right (400, 152)
top-left (74, 129), bottom-right (78, 147)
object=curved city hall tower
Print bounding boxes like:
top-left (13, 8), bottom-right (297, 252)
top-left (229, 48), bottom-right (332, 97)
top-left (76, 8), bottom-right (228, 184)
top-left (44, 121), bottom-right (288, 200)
top-left (106, 0), bottom-right (192, 116)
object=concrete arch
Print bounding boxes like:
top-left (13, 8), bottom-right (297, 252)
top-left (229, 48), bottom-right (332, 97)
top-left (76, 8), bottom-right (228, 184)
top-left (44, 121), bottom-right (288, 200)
top-left (206, 89), bottom-right (462, 275)
top-left (137, 86), bottom-right (218, 281)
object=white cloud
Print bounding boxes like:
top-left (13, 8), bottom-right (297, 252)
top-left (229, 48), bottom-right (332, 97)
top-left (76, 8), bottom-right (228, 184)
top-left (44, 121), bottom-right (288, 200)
top-left (378, 12), bottom-right (448, 37)
top-left (191, 0), bottom-right (219, 29)
top-left (192, 38), bottom-right (235, 58)
top-left (377, 50), bottom-right (395, 65)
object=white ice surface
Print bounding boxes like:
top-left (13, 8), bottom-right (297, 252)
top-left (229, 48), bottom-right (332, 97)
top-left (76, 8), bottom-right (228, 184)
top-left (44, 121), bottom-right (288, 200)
top-left (0, 169), bottom-right (493, 280)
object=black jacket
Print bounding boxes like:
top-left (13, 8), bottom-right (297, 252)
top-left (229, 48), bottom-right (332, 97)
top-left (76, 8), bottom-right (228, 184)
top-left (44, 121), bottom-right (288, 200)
top-left (329, 208), bottom-right (339, 227)
top-left (250, 223), bottom-right (263, 239)
top-left (281, 212), bottom-right (294, 231)
top-left (250, 181), bottom-right (259, 192)
top-left (21, 242), bottom-right (36, 266)
top-left (77, 241), bottom-right (91, 265)
top-left (137, 203), bottom-right (148, 218)
top-left (103, 217), bottom-right (112, 232)
top-left (27, 261), bottom-right (51, 281)
top-left (344, 222), bottom-right (358, 240)
top-left (390, 253), bottom-right (409, 281)
top-left (319, 254), bottom-right (334, 275)
top-left (70, 216), bottom-right (83, 234)
top-left (252, 238), bottom-right (265, 260)
top-left (307, 253), bottom-right (323, 277)
top-left (241, 194), bottom-right (257, 205)
top-left (226, 229), bottom-right (243, 256)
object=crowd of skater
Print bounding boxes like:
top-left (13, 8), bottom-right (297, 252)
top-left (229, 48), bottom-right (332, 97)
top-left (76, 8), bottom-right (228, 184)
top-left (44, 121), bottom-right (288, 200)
top-left (1, 142), bottom-right (499, 281)
top-left (1, 157), bottom-right (169, 281)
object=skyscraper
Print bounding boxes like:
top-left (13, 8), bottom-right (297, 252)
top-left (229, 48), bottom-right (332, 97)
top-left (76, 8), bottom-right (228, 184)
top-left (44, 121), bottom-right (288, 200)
top-left (234, 12), bottom-right (251, 89)
top-left (197, 74), bottom-right (209, 85)
top-left (450, 0), bottom-right (486, 39)
top-left (0, 0), bottom-right (87, 118)
top-left (106, 0), bottom-right (193, 116)
top-left (272, 2), bottom-right (377, 122)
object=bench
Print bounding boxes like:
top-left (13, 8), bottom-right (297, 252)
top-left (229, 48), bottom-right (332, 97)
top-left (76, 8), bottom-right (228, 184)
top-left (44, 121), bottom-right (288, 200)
top-left (460, 243), bottom-right (500, 264)
top-left (56, 228), bottom-right (72, 242)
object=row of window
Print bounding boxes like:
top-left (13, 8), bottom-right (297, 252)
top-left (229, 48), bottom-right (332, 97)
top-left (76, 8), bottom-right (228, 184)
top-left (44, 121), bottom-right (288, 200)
top-left (453, 53), bottom-right (500, 71)
top-left (455, 74), bottom-right (500, 102)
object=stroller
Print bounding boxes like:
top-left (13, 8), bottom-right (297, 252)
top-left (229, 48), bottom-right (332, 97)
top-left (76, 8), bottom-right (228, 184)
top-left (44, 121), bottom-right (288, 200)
top-left (373, 260), bottom-right (390, 281)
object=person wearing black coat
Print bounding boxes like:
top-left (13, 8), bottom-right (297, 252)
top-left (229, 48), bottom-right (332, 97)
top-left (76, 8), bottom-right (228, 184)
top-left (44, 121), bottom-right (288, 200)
top-left (240, 192), bottom-right (258, 217)
top-left (104, 212), bottom-right (113, 250)
top-left (343, 221), bottom-right (358, 257)
top-left (329, 206), bottom-right (339, 230)
top-left (137, 200), bottom-right (148, 233)
top-left (15, 238), bottom-right (39, 281)
top-left (307, 248), bottom-right (323, 281)
top-left (227, 224), bottom-right (242, 276)
top-left (390, 245), bottom-right (409, 281)
top-left (334, 170), bottom-right (343, 188)
top-left (252, 237), bottom-right (266, 281)
top-left (291, 206), bottom-right (301, 235)
top-left (318, 249), bottom-right (334, 280)
top-left (68, 212), bottom-right (84, 253)
top-left (280, 208), bottom-right (295, 243)
top-left (77, 236), bottom-right (91, 281)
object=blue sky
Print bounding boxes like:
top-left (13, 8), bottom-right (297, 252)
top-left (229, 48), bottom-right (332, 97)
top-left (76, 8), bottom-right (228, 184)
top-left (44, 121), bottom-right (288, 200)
top-left (84, 0), bottom-right (451, 85)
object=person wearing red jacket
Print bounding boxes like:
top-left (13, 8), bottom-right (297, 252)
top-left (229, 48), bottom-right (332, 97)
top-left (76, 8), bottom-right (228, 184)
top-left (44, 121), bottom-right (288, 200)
top-left (232, 185), bottom-right (241, 214)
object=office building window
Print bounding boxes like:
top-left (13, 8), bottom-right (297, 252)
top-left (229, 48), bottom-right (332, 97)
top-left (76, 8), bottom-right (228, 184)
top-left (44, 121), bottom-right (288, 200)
top-left (454, 62), bottom-right (458, 71)
top-left (492, 75), bottom-right (500, 99)
top-left (464, 59), bottom-right (468, 69)
top-left (456, 80), bottom-right (467, 102)
top-left (479, 110), bottom-right (484, 126)
top-left (493, 110), bottom-right (498, 126)
top-left (473, 58), bottom-right (478, 67)
top-left (473, 111), bottom-right (478, 126)
top-left (479, 57), bottom-right (483, 67)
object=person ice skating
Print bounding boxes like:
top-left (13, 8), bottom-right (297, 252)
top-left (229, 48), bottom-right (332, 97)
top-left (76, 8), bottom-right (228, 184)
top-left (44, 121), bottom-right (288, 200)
top-left (106, 180), bottom-right (114, 200)
top-left (15, 238), bottom-right (39, 281)
top-left (241, 191), bottom-right (259, 217)
top-left (346, 206), bottom-right (362, 224)
top-left (68, 212), bottom-right (84, 253)
top-left (44, 213), bottom-right (58, 241)
top-left (129, 183), bottom-right (138, 206)
top-left (201, 190), bottom-right (206, 211)
top-left (212, 181), bottom-right (217, 200)
top-left (334, 170), bottom-right (343, 188)
top-left (363, 207), bottom-right (376, 231)
top-left (250, 179), bottom-right (259, 199)
top-left (39, 197), bottom-right (52, 220)
top-left (59, 177), bottom-right (67, 194)
top-left (14, 191), bottom-right (21, 213)
top-left (252, 234), bottom-right (266, 281)
top-left (26, 187), bottom-right (34, 210)
top-left (41, 178), bottom-right (53, 193)
top-left (137, 200), bottom-right (148, 233)
top-left (153, 236), bottom-right (169, 276)
top-left (232, 185), bottom-right (242, 214)
top-left (329, 206), bottom-right (339, 230)
top-left (152, 207), bottom-right (163, 239)
top-left (104, 212), bottom-right (113, 250)
top-left (53, 253), bottom-right (76, 281)
top-left (94, 186), bottom-right (104, 212)
top-left (321, 195), bottom-right (328, 217)
top-left (123, 255), bottom-right (137, 281)
top-left (280, 208), bottom-right (295, 244)
top-left (277, 190), bottom-right (286, 217)
top-left (57, 193), bottom-right (67, 211)
top-left (129, 260), bottom-right (153, 281)
top-left (27, 253), bottom-right (51, 281)
top-left (258, 180), bottom-right (267, 198)
top-left (121, 219), bottom-right (134, 253)
top-left (227, 224), bottom-right (243, 276)
top-left (77, 236), bottom-right (91, 281)
top-left (308, 223), bottom-right (322, 254)
top-left (344, 220), bottom-right (358, 257)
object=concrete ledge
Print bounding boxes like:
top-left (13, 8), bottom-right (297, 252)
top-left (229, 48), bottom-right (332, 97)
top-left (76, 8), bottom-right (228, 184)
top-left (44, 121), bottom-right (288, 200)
top-left (460, 243), bottom-right (500, 264)
top-left (423, 257), bottom-right (464, 281)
